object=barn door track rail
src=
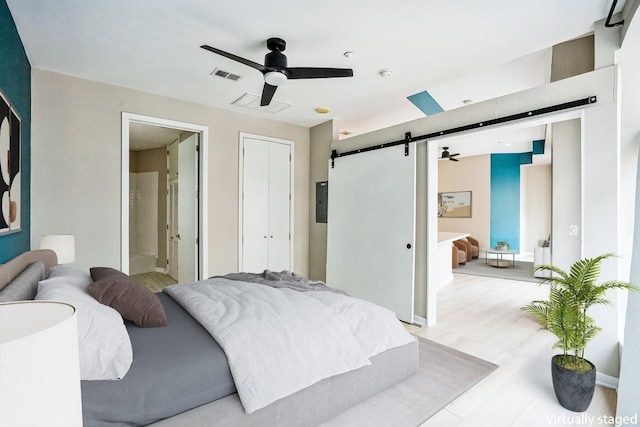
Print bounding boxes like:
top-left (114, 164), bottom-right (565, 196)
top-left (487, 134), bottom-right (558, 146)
top-left (331, 96), bottom-right (597, 168)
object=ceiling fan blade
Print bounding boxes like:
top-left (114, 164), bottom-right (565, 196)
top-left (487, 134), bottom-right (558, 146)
top-left (201, 45), bottom-right (266, 72)
top-left (450, 153), bottom-right (460, 157)
top-left (286, 67), bottom-right (353, 79)
top-left (260, 83), bottom-right (278, 106)
top-left (449, 157), bottom-right (459, 162)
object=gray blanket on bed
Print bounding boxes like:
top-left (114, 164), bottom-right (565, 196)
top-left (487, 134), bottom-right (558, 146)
top-left (213, 270), bottom-right (347, 295)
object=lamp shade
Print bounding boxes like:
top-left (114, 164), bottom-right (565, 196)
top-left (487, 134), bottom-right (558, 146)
top-left (0, 301), bottom-right (82, 426)
top-left (41, 234), bottom-right (76, 264)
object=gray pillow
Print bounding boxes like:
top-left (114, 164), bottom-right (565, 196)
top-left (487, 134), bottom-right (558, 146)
top-left (0, 262), bottom-right (46, 302)
top-left (88, 267), bottom-right (167, 328)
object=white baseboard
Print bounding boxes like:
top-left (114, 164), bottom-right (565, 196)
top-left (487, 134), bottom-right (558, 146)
top-left (412, 315), bottom-right (427, 327)
top-left (596, 371), bottom-right (619, 389)
top-left (154, 267), bottom-right (168, 274)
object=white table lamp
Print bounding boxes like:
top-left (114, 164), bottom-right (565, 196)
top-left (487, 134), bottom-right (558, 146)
top-left (0, 301), bottom-right (82, 426)
top-left (40, 234), bottom-right (76, 264)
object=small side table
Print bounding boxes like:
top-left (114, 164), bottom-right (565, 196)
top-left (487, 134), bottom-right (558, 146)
top-left (483, 248), bottom-right (519, 268)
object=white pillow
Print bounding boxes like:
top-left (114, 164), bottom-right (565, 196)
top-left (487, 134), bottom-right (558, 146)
top-left (36, 273), bottom-right (133, 380)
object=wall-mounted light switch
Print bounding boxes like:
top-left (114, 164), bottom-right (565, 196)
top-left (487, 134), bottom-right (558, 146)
top-left (569, 224), bottom-right (579, 236)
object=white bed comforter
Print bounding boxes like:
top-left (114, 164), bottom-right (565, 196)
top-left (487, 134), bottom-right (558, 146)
top-left (164, 278), bottom-right (414, 414)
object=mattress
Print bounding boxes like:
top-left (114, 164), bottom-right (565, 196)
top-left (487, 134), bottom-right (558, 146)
top-left (81, 292), bottom-right (236, 427)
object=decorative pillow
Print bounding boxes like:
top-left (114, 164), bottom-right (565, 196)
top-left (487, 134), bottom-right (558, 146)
top-left (47, 265), bottom-right (92, 280)
top-left (0, 262), bottom-right (45, 302)
top-left (36, 274), bottom-right (133, 380)
top-left (89, 267), bottom-right (167, 328)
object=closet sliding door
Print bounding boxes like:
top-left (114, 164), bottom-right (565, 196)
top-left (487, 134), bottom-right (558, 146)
top-left (326, 144), bottom-right (416, 323)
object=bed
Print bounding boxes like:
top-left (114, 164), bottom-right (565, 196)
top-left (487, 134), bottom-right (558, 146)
top-left (0, 250), bottom-right (419, 427)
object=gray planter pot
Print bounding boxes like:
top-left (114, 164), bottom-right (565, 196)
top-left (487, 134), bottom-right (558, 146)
top-left (551, 355), bottom-right (596, 412)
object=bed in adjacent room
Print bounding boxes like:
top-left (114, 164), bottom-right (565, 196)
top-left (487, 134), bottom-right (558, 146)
top-left (0, 250), bottom-right (419, 427)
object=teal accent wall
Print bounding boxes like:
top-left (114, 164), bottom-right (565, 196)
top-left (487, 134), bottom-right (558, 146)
top-left (407, 91), bottom-right (444, 115)
top-left (0, 0), bottom-right (31, 262)
top-left (490, 154), bottom-right (521, 250)
top-left (532, 139), bottom-right (545, 155)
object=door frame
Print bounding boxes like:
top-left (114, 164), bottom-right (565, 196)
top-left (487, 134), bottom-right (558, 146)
top-left (121, 113), bottom-right (209, 280)
top-left (238, 132), bottom-right (294, 272)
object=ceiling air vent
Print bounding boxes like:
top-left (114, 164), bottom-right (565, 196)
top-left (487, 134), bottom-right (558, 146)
top-left (210, 68), bottom-right (241, 82)
top-left (231, 93), bottom-right (292, 114)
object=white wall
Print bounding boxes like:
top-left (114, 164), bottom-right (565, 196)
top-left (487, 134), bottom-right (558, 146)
top-left (30, 69), bottom-right (310, 276)
top-left (551, 119), bottom-right (582, 272)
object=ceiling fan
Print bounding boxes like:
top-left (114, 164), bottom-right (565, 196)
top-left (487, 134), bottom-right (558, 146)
top-left (201, 37), bottom-right (354, 106)
top-left (441, 147), bottom-right (460, 162)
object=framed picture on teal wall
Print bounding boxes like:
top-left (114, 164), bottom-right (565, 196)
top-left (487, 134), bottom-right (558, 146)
top-left (438, 191), bottom-right (472, 218)
top-left (0, 89), bottom-right (21, 235)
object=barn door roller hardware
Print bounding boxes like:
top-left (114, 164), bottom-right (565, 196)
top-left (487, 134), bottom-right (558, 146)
top-left (330, 96), bottom-right (597, 168)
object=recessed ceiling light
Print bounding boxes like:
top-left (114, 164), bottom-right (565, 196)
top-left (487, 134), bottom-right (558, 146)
top-left (315, 107), bottom-right (330, 114)
top-left (462, 99), bottom-right (473, 105)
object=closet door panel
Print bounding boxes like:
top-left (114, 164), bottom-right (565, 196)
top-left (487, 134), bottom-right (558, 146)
top-left (242, 138), bottom-right (270, 273)
top-left (267, 142), bottom-right (291, 271)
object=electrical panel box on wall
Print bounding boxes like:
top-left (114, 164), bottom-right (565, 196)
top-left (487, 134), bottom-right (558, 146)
top-left (316, 181), bottom-right (328, 223)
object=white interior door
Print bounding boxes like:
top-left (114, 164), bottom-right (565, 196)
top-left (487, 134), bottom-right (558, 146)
top-left (178, 134), bottom-right (198, 282)
top-left (167, 178), bottom-right (178, 280)
top-left (241, 136), bottom-right (292, 273)
top-left (267, 142), bottom-right (291, 271)
top-left (326, 144), bottom-right (416, 323)
top-left (242, 138), bottom-right (270, 272)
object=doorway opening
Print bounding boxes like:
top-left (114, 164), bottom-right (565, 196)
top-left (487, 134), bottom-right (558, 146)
top-left (121, 113), bottom-right (209, 286)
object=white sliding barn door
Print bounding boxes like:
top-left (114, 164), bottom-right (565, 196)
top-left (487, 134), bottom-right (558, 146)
top-left (240, 134), bottom-right (293, 273)
top-left (327, 144), bottom-right (416, 323)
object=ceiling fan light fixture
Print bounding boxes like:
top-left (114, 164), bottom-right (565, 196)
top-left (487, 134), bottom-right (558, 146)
top-left (264, 71), bottom-right (288, 86)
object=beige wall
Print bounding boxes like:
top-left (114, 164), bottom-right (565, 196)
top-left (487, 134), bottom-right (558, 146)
top-left (551, 35), bottom-right (594, 82)
top-left (438, 155), bottom-right (551, 256)
top-left (308, 120), bottom-right (334, 281)
top-left (438, 155), bottom-right (491, 248)
top-left (521, 164), bottom-right (552, 253)
top-left (30, 69), bottom-right (310, 276)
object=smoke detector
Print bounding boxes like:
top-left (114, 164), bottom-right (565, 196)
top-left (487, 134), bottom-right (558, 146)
top-left (379, 68), bottom-right (393, 78)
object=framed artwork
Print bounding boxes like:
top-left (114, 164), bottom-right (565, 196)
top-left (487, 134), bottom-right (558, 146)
top-left (438, 191), bottom-right (471, 218)
top-left (0, 89), bottom-right (21, 235)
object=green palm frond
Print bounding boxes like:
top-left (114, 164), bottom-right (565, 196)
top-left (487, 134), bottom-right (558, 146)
top-left (521, 253), bottom-right (639, 361)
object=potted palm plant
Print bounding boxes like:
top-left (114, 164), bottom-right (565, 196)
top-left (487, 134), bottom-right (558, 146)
top-left (522, 253), bottom-right (638, 412)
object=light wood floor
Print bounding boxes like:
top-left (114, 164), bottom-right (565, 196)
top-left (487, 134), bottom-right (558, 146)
top-left (408, 273), bottom-right (617, 427)
top-left (131, 272), bottom-right (177, 293)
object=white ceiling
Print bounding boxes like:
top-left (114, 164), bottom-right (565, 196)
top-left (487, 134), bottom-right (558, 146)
top-left (129, 122), bottom-right (184, 151)
top-left (6, 0), bottom-right (624, 143)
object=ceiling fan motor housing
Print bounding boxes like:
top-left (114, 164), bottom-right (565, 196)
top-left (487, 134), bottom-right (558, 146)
top-left (265, 50), bottom-right (287, 71)
top-left (264, 47), bottom-right (288, 85)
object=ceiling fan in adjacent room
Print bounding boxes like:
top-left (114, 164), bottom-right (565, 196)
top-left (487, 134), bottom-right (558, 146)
top-left (441, 147), bottom-right (460, 162)
top-left (201, 37), bottom-right (354, 106)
